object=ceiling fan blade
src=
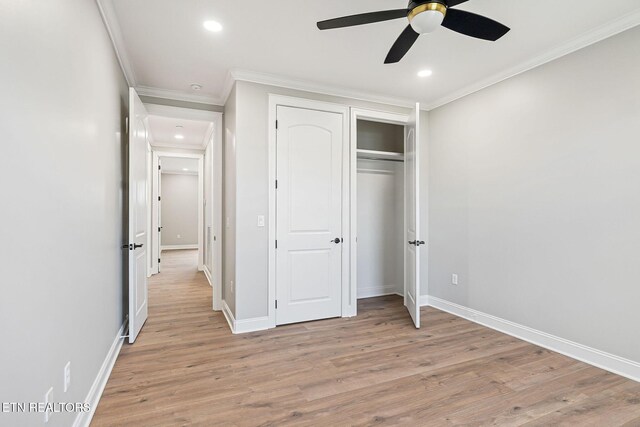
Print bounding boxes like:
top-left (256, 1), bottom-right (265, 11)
top-left (317, 9), bottom-right (408, 30)
top-left (384, 25), bottom-right (420, 64)
top-left (446, 0), bottom-right (470, 6)
top-left (442, 9), bottom-right (510, 41)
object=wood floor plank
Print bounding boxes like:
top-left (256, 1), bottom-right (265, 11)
top-left (91, 250), bottom-right (640, 426)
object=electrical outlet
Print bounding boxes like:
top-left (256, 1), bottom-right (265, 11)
top-left (451, 274), bottom-right (459, 285)
top-left (64, 362), bottom-right (71, 392)
top-left (44, 387), bottom-right (53, 423)
top-left (257, 215), bottom-right (265, 227)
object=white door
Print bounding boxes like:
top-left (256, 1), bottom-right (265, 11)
top-left (157, 158), bottom-right (162, 273)
top-left (128, 88), bottom-right (149, 343)
top-left (405, 103), bottom-right (422, 328)
top-left (276, 106), bottom-right (344, 325)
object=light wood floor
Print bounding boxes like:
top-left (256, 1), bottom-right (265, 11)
top-left (93, 250), bottom-right (640, 426)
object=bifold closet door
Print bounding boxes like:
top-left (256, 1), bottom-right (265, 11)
top-left (405, 103), bottom-right (421, 329)
top-left (275, 106), bottom-right (343, 325)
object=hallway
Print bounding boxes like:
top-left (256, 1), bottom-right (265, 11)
top-left (92, 249), bottom-right (223, 425)
top-left (92, 251), bottom-right (640, 426)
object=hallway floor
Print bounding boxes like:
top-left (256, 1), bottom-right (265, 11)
top-left (92, 250), bottom-right (640, 426)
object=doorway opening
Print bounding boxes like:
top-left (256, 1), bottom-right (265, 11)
top-left (144, 103), bottom-right (223, 315)
top-left (355, 119), bottom-right (405, 301)
top-left (350, 107), bottom-right (422, 328)
top-left (157, 155), bottom-right (201, 266)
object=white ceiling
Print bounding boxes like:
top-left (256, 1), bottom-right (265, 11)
top-left (106, 0), bottom-right (640, 109)
top-left (148, 115), bottom-right (212, 150)
top-left (160, 157), bottom-right (199, 174)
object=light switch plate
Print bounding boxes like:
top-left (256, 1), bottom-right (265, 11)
top-left (452, 274), bottom-right (459, 285)
top-left (257, 215), bottom-right (265, 227)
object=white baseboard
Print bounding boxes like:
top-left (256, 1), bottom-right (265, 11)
top-left (357, 285), bottom-right (401, 299)
top-left (73, 320), bottom-right (126, 427)
top-left (203, 266), bottom-right (213, 287)
top-left (425, 296), bottom-right (640, 383)
top-left (161, 244), bottom-right (198, 251)
top-left (221, 300), bottom-right (271, 334)
top-left (221, 300), bottom-right (235, 333)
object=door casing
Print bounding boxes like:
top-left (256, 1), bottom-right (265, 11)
top-left (349, 108), bottom-right (410, 317)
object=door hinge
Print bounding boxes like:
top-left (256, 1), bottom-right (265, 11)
top-left (275, 120), bottom-right (278, 130)
top-left (158, 165), bottom-right (161, 171)
top-left (158, 227), bottom-right (161, 232)
top-left (275, 240), bottom-right (278, 249)
top-left (158, 196), bottom-right (161, 201)
top-left (275, 300), bottom-right (278, 309)
top-left (275, 180), bottom-right (278, 189)
top-left (158, 258), bottom-right (161, 264)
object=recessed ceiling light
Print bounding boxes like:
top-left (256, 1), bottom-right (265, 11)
top-left (203, 20), bottom-right (223, 32)
top-left (182, 168), bottom-right (189, 171)
top-left (417, 69), bottom-right (433, 78)
top-left (175, 134), bottom-right (184, 140)
top-left (190, 83), bottom-right (202, 91)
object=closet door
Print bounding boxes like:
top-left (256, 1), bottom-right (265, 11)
top-left (405, 103), bottom-right (421, 328)
top-left (276, 106), bottom-right (344, 325)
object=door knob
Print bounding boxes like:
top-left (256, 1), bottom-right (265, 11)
top-left (133, 243), bottom-right (144, 249)
top-left (408, 240), bottom-right (417, 245)
top-left (331, 238), bottom-right (342, 244)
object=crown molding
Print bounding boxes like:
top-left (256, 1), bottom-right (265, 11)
top-left (151, 141), bottom-right (205, 151)
top-left (95, 0), bottom-right (137, 86)
top-left (96, 0), bottom-right (640, 112)
top-left (136, 85), bottom-right (223, 106)
top-left (220, 71), bottom-right (237, 106)
top-left (424, 9), bottom-right (640, 110)
top-left (228, 69), bottom-right (416, 109)
top-left (144, 103), bottom-right (222, 123)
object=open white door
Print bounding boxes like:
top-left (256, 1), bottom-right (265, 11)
top-left (405, 103), bottom-right (422, 328)
top-left (157, 158), bottom-right (162, 273)
top-left (128, 88), bottom-right (149, 343)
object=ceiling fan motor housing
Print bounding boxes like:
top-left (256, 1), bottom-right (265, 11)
top-left (408, 0), bottom-right (447, 34)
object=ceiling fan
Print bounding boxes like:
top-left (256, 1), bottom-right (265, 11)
top-left (317, 0), bottom-right (510, 64)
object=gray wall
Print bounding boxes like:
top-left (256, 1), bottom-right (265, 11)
top-left (231, 81), bottom-right (413, 320)
top-left (357, 159), bottom-right (404, 298)
top-left (357, 120), bottom-right (405, 153)
top-left (161, 174), bottom-right (199, 247)
top-left (204, 136), bottom-right (214, 272)
top-left (427, 26), bottom-right (640, 362)
top-left (0, 0), bottom-right (129, 425)
top-left (140, 95), bottom-right (223, 113)
top-left (223, 84), bottom-right (238, 316)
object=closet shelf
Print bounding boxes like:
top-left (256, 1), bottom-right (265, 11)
top-left (357, 149), bottom-right (404, 162)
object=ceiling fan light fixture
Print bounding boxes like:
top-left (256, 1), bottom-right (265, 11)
top-left (408, 3), bottom-right (447, 34)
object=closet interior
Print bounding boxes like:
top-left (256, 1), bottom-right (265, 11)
top-left (356, 119), bottom-right (405, 299)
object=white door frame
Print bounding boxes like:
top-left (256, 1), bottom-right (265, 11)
top-left (349, 108), bottom-right (410, 315)
top-left (208, 116), bottom-right (224, 311)
top-left (268, 95), bottom-right (350, 328)
top-left (145, 104), bottom-right (223, 312)
top-left (152, 150), bottom-right (205, 269)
